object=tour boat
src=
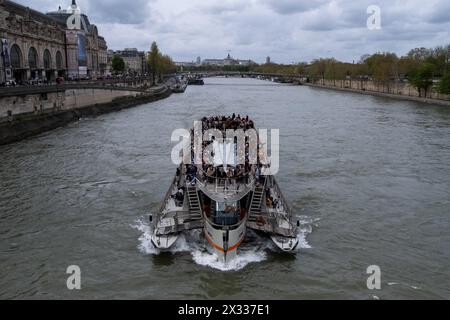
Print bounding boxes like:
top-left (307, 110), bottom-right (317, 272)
top-left (150, 116), bottom-right (299, 263)
top-left (187, 77), bottom-right (205, 85)
top-left (171, 81), bottom-right (188, 93)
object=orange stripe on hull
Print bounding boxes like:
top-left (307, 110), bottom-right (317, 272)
top-left (204, 231), bottom-right (244, 254)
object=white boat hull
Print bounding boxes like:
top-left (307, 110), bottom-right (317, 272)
top-left (151, 233), bottom-right (178, 250)
top-left (271, 235), bottom-right (299, 252)
top-left (151, 217), bottom-right (179, 250)
top-left (204, 219), bottom-right (246, 263)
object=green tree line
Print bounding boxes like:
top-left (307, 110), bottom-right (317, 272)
top-left (248, 44), bottom-right (450, 96)
top-left (111, 41), bottom-right (177, 85)
top-left (148, 41), bottom-right (177, 85)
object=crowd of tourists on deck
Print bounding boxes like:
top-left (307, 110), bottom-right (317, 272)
top-left (201, 114), bottom-right (255, 132)
top-left (169, 115), bottom-right (281, 210)
top-left (180, 114), bottom-right (270, 186)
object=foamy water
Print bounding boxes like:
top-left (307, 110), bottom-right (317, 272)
top-left (132, 216), bottom-right (314, 271)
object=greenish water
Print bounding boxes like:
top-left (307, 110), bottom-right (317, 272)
top-left (0, 77), bottom-right (449, 299)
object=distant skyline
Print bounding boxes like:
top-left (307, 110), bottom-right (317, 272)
top-left (13, 0), bottom-right (450, 64)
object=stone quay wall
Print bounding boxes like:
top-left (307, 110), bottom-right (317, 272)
top-left (0, 86), bottom-right (171, 145)
top-left (306, 79), bottom-right (450, 106)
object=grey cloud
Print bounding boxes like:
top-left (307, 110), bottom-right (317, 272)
top-left (427, 2), bottom-right (450, 24)
top-left (82, 0), bottom-right (152, 24)
top-left (8, 0), bottom-right (450, 64)
top-left (202, 1), bottom-right (251, 15)
top-left (262, 0), bottom-right (327, 15)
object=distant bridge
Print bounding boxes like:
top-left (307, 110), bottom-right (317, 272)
top-left (178, 71), bottom-right (307, 82)
top-left (177, 71), bottom-right (308, 84)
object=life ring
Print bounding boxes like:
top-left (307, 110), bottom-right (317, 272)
top-left (256, 216), bottom-right (266, 227)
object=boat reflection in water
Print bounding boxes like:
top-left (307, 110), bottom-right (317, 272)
top-left (151, 115), bottom-right (299, 263)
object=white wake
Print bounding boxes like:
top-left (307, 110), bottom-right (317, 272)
top-left (132, 216), bottom-right (316, 271)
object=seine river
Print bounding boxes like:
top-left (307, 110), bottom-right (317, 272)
top-left (1, 77), bottom-right (449, 299)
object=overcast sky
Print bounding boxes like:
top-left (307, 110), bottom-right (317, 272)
top-left (15, 0), bottom-right (450, 63)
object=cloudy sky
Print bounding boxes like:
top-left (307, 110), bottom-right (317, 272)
top-left (15, 0), bottom-right (450, 63)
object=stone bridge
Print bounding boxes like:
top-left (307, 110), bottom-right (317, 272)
top-left (178, 71), bottom-right (307, 83)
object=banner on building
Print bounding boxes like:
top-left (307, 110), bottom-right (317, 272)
top-left (1, 39), bottom-right (13, 81)
top-left (77, 34), bottom-right (87, 67)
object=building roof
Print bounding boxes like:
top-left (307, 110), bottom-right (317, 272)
top-left (4, 0), bottom-right (63, 26)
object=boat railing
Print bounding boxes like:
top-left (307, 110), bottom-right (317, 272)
top-left (194, 167), bottom-right (255, 194)
top-left (269, 176), bottom-right (291, 214)
top-left (159, 176), bottom-right (177, 214)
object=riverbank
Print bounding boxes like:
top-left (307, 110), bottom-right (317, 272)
top-left (0, 86), bottom-right (172, 146)
top-left (304, 82), bottom-right (450, 107)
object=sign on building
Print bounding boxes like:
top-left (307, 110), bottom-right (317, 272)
top-left (1, 39), bottom-right (12, 81)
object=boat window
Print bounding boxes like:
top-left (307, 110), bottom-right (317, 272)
top-left (212, 201), bottom-right (240, 226)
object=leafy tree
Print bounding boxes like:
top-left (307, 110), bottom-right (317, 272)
top-left (158, 54), bottom-right (177, 81)
top-left (408, 47), bottom-right (432, 61)
top-left (148, 41), bottom-right (160, 86)
top-left (111, 55), bottom-right (125, 74)
top-left (398, 56), bottom-right (420, 79)
top-left (427, 46), bottom-right (448, 77)
top-left (409, 62), bottom-right (435, 97)
top-left (365, 53), bottom-right (398, 79)
top-left (309, 59), bottom-right (327, 83)
top-left (438, 73), bottom-right (450, 94)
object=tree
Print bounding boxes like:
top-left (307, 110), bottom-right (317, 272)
top-left (363, 53), bottom-right (398, 92)
top-left (407, 47), bottom-right (432, 61)
top-left (111, 55), bottom-right (125, 74)
top-left (438, 73), bottom-right (450, 94)
top-left (398, 56), bottom-right (420, 79)
top-left (158, 54), bottom-right (177, 81)
top-left (309, 59), bottom-right (327, 83)
top-left (148, 41), bottom-right (160, 86)
top-left (409, 62), bottom-right (435, 97)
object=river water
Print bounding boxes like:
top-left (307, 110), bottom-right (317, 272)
top-left (1, 77), bottom-right (449, 300)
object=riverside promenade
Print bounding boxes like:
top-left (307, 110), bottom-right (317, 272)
top-left (303, 81), bottom-right (450, 107)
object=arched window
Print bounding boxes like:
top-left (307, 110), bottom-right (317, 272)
top-left (28, 47), bottom-right (38, 69)
top-left (10, 44), bottom-right (22, 69)
top-left (56, 51), bottom-right (63, 69)
top-left (43, 49), bottom-right (51, 69)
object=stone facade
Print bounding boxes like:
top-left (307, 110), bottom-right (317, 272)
top-left (110, 48), bottom-right (147, 75)
top-left (0, 0), bottom-right (108, 84)
top-left (202, 54), bottom-right (256, 67)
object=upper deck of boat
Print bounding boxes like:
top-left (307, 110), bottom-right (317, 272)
top-left (180, 114), bottom-right (271, 200)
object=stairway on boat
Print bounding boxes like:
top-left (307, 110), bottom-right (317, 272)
top-left (248, 178), bottom-right (266, 222)
top-left (186, 185), bottom-right (203, 221)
